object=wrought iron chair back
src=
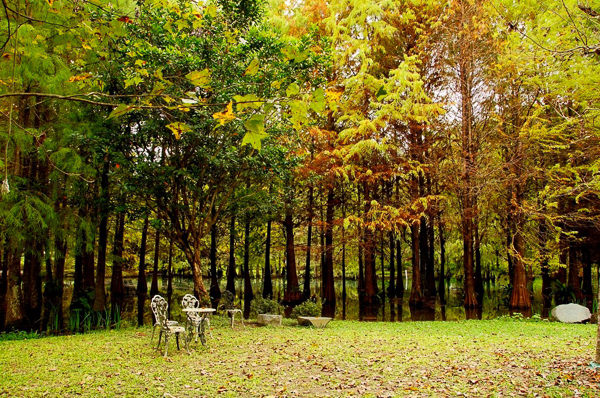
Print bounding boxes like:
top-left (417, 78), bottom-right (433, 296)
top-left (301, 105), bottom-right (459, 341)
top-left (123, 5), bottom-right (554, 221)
top-left (150, 295), bottom-right (187, 357)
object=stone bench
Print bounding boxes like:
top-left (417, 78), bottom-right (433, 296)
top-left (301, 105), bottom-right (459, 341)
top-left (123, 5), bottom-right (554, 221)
top-left (257, 314), bottom-right (282, 326)
top-left (297, 316), bottom-right (332, 328)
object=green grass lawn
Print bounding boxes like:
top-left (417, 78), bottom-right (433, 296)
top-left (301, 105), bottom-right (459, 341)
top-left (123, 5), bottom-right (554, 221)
top-left (1, 318), bottom-right (599, 397)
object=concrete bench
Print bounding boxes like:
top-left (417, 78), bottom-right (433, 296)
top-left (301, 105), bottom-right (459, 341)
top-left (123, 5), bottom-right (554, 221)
top-left (297, 316), bottom-right (332, 328)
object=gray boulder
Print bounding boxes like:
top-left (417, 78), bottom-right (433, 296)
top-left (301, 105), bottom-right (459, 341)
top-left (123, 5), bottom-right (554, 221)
top-left (551, 303), bottom-right (591, 323)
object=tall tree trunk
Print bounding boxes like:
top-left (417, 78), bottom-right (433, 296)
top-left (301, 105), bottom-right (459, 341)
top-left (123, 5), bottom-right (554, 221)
top-left (167, 237), bottom-right (174, 296)
top-left (419, 215), bottom-right (429, 296)
top-left (137, 216), bottom-right (149, 327)
top-left (4, 247), bottom-right (24, 330)
top-left (93, 158), bottom-right (110, 312)
top-left (110, 212), bottom-right (126, 320)
top-left (243, 218), bottom-right (253, 319)
top-left (438, 215), bottom-right (446, 304)
top-left (341, 187), bottom-right (347, 319)
top-left (427, 205), bottom-right (436, 297)
top-left (226, 215), bottom-right (236, 295)
top-left (539, 219), bottom-right (552, 312)
top-left (150, 228), bottom-right (160, 297)
top-left (322, 187), bottom-right (336, 318)
top-left (303, 186), bottom-right (314, 299)
top-left (409, 222), bottom-right (422, 307)
top-left (396, 234), bottom-right (404, 296)
top-left (567, 245), bottom-right (583, 302)
top-left (0, 241), bottom-right (7, 329)
top-left (283, 209), bottom-right (302, 309)
top-left (23, 240), bottom-right (42, 331)
top-left (388, 232), bottom-right (396, 298)
top-left (457, 2), bottom-right (479, 309)
top-left (209, 213), bottom-right (221, 308)
top-left (582, 246), bottom-right (593, 310)
top-left (474, 216), bottom-right (484, 302)
top-left (509, 187), bottom-right (531, 311)
top-left (263, 219), bottom-right (273, 299)
top-left (362, 182), bottom-right (379, 318)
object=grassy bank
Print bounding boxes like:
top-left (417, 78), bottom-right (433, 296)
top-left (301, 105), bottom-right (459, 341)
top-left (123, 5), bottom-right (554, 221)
top-left (1, 318), bottom-right (599, 397)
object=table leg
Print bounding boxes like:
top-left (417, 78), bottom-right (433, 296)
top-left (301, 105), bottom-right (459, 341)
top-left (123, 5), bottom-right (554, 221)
top-left (199, 314), bottom-right (207, 346)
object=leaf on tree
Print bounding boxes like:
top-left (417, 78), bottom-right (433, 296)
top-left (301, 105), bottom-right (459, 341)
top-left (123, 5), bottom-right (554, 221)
top-left (310, 88), bottom-right (325, 113)
top-left (375, 86), bottom-right (388, 101)
top-left (286, 83), bottom-right (300, 97)
top-left (185, 69), bottom-right (211, 89)
top-left (166, 122), bottom-right (191, 140)
top-left (244, 58), bottom-right (260, 76)
top-left (107, 104), bottom-right (136, 120)
top-left (213, 101), bottom-right (236, 126)
top-left (242, 114), bottom-right (268, 150)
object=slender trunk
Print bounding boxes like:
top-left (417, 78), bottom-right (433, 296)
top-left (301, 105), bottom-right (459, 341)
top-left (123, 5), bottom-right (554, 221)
top-left (110, 212), bottom-right (126, 320)
top-left (167, 237), bottom-right (174, 296)
top-left (263, 219), bottom-right (273, 299)
top-left (539, 219), bottom-right (552, 311)
top-left (191, 236), bottom-right (208, 300)
top-left (427, 206), bottom-right (436, 297)
top-left (23, 241), bottom-right (42, 331)
top-left (438, 215), bottom-right (446, 304)
top-left (582, 246), bottom-right (593, 310)
top-left (226, 215), bottom-right (236, 294)
top-left (303, 186), bottom-right (314, 299)
top-left (396, 235), bottom-right (404, 296)
top-left (4, 247), bottom-right (24, 330)
top-left (508, 184), bottom-right (531, 311)
top-left (322, 187), bottom-right (336, 318)
top-left (567, 245), bottom-right (583, 302)
top-left (363, 182), bottom-right (379, 317)
top-left (137, 216), bottom-right (149, 327)
top-left (388, 232), bottom-right (395, 298)
top-left (93, 158), bottom-right (110, 312)
top-left (209, 213), bottom-right (221, 308)
top-left (150, 228), bottom-right (160, 297)
top-left (0, 241), bottom-right (7, 328)
top-left (283, 209), bottom-right (302, 308)
top-left (243, 218), bottom-right (253, 319)
top-left (474, 217), bottom-right (484, 301)
top-left (341, 188), bottom-right (347, 319)
top-left (419, 215), bottom-right (428, 295)
top-left (409, 222), bottom-right (422, 307)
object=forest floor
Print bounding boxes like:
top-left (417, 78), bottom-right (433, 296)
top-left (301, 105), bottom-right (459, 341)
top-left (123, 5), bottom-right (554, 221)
top-left (1, 317), bottom-right (599, 397)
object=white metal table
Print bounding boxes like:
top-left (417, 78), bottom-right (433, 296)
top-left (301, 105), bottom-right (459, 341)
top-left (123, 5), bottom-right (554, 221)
top-left (183, 307), bottom-right (216, 346)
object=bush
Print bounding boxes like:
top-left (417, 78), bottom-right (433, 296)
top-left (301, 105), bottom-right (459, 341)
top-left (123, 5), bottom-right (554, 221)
top-left (290, 300), bottom-right (321, 319)
top-left (250, 297), bottom-right (283, 317)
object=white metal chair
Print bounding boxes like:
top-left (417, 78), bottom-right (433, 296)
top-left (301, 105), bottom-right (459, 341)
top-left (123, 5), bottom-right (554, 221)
top-left (150, 295), bottom-right (178, 343)
top-left (150, 295), bottom-right (187, 357)
top-left (181, 294), bottom-right (213, 341)
top-left (219, 290), bottom-right (244, 328)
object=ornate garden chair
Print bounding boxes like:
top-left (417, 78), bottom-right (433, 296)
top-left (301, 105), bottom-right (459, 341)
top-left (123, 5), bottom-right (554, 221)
top-left (181, 294), bottom-right (213, 342)
top-left (150, 295), bottom-right (187, 357)
top-left (219, 290), bottom-right (244, 329)
top-left (150, 295), bottom-right (178, 343)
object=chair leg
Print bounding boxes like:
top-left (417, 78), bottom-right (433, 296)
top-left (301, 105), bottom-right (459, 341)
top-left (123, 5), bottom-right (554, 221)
top-left (164, 334), bottom-right (169, 358)
top-left (151, 325), bottom-right (155, 343)
top-left (157, 331), bottom-right (163, 350)
top-left (176, 334), bottom-right (180, 350)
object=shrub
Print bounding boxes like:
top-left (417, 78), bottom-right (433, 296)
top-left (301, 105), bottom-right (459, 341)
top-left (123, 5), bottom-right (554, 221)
top-left (250, 297), bottom-right (283, 317)
top-left (290, 300), bottom-right (321, 319)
